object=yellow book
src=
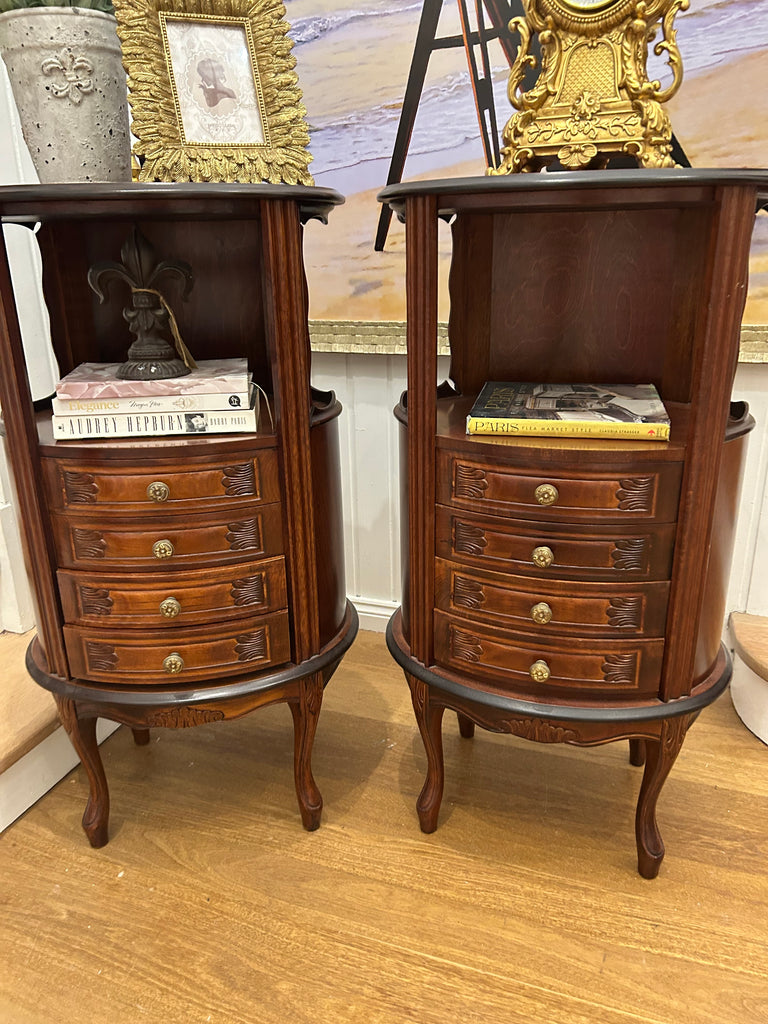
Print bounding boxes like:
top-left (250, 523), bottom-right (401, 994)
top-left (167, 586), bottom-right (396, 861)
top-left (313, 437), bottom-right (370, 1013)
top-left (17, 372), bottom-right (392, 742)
top-left (466, 383), bottom-right (670, 441)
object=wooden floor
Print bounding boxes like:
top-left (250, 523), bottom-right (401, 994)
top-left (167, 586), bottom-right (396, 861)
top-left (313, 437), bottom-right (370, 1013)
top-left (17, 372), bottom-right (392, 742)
top-left (2, 629), bottom-right (768, 1024)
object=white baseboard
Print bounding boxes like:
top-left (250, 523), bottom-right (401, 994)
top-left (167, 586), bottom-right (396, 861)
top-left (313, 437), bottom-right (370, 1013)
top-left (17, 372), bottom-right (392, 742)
top-left (0, 720), bottom-right (119, 833)
top-left (351, 596), bottom-right (398, 632)
top-left (731, 653), bottom-right (768, 746)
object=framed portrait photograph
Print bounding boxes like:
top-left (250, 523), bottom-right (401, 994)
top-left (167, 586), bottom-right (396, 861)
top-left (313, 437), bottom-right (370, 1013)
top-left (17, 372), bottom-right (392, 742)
top-left (114, 0), bottom-right (313, 184)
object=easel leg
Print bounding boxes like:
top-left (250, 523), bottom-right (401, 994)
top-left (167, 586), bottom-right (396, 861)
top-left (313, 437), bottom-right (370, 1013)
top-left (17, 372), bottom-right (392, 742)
top-left (54, 696), bottom-right (110, 848)
top-left (407, 673), bottom-right (445, 833)
top-left (635, 716), bottom-right (690, 879)
top-left (289, 674), bottom-right (324, 831)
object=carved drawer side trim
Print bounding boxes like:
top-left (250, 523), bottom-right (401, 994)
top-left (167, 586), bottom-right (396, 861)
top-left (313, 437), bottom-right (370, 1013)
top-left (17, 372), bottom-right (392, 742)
top-left (235, 628), bottom-right (269, 662)
top-left (606, 597), bottom-right (642, 629)
top-left (454, 521), bottom-right (488, 556)
top-left (601, 652), bottom-right (639, 686)
top-left (63, 471), bottom-right (98, 504)
top-left (454, 464), bottom-right (489, 499)
top-left (78, 586), bottom-right (113, 616)
top-left (450, 625), bottom-right (484, 663)
top-left (73, 529), bottom-right (107, 560)
top-left (231, 573), bottom-right (266, 606)
top-left (452, 575), bottom-right (486, 609)
top-left (611, 538), bottom-right (647, 571)
top-left (222, 461), bottom-right (259, 497)
top-left (84, 641), bottom-right (118, 672)
top-left (616, 477), bottom-right (654, 513)
top-left (226, 518), bottom-right (262, 551)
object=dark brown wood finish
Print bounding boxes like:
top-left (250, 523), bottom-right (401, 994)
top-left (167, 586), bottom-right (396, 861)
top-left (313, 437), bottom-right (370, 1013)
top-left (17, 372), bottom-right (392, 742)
top-left (405, 194), bottom-right (439, 665)
top-left (0, 183), bottom-right (357, 845)
top-left (380, 170), bottom-right (768, 877)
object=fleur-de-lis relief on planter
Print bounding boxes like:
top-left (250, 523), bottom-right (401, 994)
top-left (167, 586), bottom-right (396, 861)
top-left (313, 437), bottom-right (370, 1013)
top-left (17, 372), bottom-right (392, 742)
top-left (88, 227), bottom-right (194, 381)
top-left (41, 49), bottom-right (94, 106)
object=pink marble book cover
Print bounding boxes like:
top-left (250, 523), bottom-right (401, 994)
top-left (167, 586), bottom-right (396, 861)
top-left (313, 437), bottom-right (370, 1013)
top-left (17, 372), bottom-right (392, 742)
top-left (56, 359), bottom-right (250, 399)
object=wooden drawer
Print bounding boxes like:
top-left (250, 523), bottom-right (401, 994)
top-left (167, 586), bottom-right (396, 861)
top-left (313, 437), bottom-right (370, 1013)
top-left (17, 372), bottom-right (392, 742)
top-left (57, 557), bottom-right (287, 627)
top-left (436, 506), bottom-right (676, 581)
top-left (434, 611), bottom-right (664, 699)
top-left (43, 450), bottom-right (280, 511)
top-left (63, 611), bottom-right (291, 684)
top-left (437, 450), bottom-right (682, 523)
top-left (435, 558), bottom-right (669, 638)
top-left (51, 503), bottom-right (284, 570)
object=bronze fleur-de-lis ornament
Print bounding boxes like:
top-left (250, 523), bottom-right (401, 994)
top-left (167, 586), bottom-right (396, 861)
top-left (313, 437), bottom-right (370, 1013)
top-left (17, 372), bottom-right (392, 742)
top-left (88, 227), bottom-right (194, 380)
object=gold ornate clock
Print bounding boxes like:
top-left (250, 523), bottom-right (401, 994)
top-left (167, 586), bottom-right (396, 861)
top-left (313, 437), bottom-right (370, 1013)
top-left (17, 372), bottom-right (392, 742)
top-left (490, 0), bottom-right (688, 173)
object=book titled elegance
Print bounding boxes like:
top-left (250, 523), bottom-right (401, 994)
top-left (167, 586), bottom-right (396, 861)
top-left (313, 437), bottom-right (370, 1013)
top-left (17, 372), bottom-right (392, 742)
top-left (466, 383), bottom-right (671, 441)
top-left (52, 392), bottom-right (259, 440)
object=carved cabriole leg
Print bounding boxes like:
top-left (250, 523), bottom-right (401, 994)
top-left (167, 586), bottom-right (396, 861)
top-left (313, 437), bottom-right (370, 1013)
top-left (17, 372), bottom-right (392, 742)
top-left (131, 728), bottom-right (150, 746)
top-left (407, 673), bottom-right (445, 833)
top-left (54, 695), bottom-right (110, 848)
top-left (629, 738), bottom-right (646, 766)
top-left (457, 712), bottom-right (475, 739)
top-left (289, 674), bottom-right (324, 831)
top-left (635, 715), bottom-right (691, 879)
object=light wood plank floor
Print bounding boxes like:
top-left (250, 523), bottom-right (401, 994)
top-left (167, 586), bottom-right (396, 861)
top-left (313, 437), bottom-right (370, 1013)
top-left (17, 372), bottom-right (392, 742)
top-left (2, 629), bottom-right (768, 1024)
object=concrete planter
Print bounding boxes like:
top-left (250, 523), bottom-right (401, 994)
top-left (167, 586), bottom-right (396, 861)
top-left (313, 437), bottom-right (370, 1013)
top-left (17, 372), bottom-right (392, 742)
top-left (0, 7), bottom-right (130, 182)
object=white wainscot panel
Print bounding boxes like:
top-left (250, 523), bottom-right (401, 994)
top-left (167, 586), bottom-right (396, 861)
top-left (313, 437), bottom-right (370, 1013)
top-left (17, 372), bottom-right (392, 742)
top-left (312, 351), bottom-right (450, 631)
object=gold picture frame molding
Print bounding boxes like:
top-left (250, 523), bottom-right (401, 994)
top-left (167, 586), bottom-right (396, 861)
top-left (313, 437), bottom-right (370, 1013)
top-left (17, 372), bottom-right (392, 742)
top-left (114, 0), bottom-right (313, 184)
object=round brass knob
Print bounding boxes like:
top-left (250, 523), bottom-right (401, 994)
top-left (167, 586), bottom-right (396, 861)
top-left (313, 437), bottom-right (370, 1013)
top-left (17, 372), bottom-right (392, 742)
top-left (531, 602), bottom-right (553, 625)
top-left (529, 659), bottom-right (551, 683)
top-left (163, 653), bottom-right (184, 674)
top-left (152, 539), bottom-right (174, 559)
top-left (532, 545), bottom-right (554, 569)
top-left (535, 483), bottom-right (559, 506)
top-left (159, 597), bottom-right (181, 618)
top-left (147, 481), bottom-right (170, 502)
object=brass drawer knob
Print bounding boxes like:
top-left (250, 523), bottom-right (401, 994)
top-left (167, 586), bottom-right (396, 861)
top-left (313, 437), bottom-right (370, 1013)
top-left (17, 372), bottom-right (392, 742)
top-left (535, 483), bottom-right (559, 506)
top-left (531, 602), bottom-right (553, 625)
top-left (159, 597), bottom-right (181, 618)
top-left (163, 652), bottom-right (184, 674)
top-left (529, 659), bottom-right (551, 683)
top-left (532, 545), bottom-right (554, 568)
top-left (147, 481), bottom-right (170, 502)
top-left (152, 539), bottom-right (174, 559)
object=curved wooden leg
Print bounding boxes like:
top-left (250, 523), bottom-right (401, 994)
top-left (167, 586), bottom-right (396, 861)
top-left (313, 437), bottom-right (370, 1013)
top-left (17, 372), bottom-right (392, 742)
top-left (406, 673), bottom-right (445, 833)
top-left (457, 712), bottom-right (475, 739)
top-left (289, 674), bottom-right (324, 831)
top-left (54, 696), bottom-right (110, 848)
top-left (635, 716), bottom-right (690, 879)
top-left (131, 728), bottom-right (150, 746)
top-left (629, 738), bottom-right (646, 766)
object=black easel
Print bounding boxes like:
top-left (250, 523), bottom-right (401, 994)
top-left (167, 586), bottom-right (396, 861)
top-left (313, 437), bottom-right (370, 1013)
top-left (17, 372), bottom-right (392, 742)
top-left (374, 0), bottom-right (527, 251)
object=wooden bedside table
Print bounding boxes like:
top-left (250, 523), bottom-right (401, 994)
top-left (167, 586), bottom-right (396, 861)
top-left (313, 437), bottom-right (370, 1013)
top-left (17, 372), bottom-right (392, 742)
top-left (0, 183), bottom-right (358, 846)
top-left (380, 169), bottom-right (768, 877)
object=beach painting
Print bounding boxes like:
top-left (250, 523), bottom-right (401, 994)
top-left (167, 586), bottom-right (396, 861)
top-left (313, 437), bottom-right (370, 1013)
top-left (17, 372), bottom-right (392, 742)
top-left (292, 0), bottom-right (768, 325)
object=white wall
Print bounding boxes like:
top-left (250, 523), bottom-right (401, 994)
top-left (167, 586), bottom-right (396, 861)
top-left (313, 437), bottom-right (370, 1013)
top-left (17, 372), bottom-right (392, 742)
top-left (0, 58), bottom-right (59, 633)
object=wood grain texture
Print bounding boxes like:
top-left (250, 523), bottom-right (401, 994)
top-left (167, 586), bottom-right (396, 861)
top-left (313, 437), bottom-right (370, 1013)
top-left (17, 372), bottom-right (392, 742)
top-left (405, 194), bottom-right (438, 665)
top-left (3, 630), bottom-right (768, 1023)
top-left (261, 199), bottom-right (319, 662)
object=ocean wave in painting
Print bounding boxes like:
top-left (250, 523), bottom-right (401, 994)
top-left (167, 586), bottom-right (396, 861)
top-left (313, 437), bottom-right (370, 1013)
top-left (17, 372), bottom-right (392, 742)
top-left (308, 68), bottom-right (504, 173)
top-left (290, 0), bottom-right (421, 46)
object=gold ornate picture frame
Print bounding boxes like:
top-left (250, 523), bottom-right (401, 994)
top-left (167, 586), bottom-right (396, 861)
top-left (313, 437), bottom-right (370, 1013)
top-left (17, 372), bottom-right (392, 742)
top-left (113, 0), bottom-right (313, 184)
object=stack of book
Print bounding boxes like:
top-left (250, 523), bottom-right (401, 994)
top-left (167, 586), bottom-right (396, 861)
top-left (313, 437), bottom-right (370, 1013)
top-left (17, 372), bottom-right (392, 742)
top-left (51, 359), bottom-right (259, 440)
top-left (466, 382), bottom-right (671, 441)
